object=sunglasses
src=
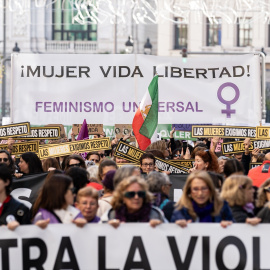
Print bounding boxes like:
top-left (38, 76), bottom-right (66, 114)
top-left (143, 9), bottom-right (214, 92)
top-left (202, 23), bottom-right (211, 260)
top-left (68, 163), bottom-right (81, 168)
top-left (124, 191), bottom-right (146, 198)
top-left (68, 187), bottom-right (77, 194)
top-left (0, 158), bottom-right (8, 162)
top-left (264, 187), bottom-right (270, 193)
top-left (174, 154), bottom-right (181, 157)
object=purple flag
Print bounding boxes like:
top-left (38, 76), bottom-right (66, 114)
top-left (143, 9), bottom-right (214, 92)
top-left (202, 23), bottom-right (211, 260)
top-left (77, 119), bottom-right (89, 160)
top-left (77, 119), bottom-right (89, 141)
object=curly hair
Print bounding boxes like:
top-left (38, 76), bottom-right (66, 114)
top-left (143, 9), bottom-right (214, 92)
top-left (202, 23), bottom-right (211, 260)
top-left (111, 176), bottom-right (153, 210)
top-left (195, 150), bottom-right (219, 173)
top-left (175, 171), bottom-right (223, 220)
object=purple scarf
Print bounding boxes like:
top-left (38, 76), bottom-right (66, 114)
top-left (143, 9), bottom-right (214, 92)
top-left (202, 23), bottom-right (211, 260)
top-left (115, 203), bottom-right (152, 222)
top-left (192, 200), bottom-right (214, 222)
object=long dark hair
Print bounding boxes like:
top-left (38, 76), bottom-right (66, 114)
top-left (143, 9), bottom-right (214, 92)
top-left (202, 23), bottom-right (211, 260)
top-left (21, 152), bottom-right (43, 174)
top-left (32, 174), bottom-right (72, 218)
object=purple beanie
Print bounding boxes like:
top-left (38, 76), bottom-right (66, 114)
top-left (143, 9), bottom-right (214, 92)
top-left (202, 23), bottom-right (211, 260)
top-left (102, 170), bottom-right (116, 191)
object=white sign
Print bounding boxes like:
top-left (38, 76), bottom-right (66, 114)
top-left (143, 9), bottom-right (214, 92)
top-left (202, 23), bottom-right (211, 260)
top-left (11, 54), bottom-right (261, 126)
top-left (1, 223), bottom-right (270, 270)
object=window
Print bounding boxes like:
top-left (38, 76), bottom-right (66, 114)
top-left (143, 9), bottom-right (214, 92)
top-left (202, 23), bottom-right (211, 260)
top-left (52, 1), bottom-right (97, 41)
top-left (174, 18), bottom-right (188, 49)
top-left (206, 18), bottom-right (222, 46)
top-left (237, 18), bottom-right (252, 47)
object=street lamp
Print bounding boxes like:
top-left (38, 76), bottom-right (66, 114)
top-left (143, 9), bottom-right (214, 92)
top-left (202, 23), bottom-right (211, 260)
top-left (13, 42), bottom-right (20, 53)
top-left (125, 36), bottom-right (134, 54)
top-left (144, 38), bottom-right (152, 55)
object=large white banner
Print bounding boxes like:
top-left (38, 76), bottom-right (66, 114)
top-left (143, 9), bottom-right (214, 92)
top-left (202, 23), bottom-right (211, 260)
top-left (1, 223), bottom-right (270, 270)
top-left (11, 54), bottom-right (261, 126)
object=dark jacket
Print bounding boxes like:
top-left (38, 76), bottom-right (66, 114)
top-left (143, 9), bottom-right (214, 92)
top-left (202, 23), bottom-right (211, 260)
top-left (230, 205), bottom-right (254, 223)
top-left (104, 206), bottom-right (165, 222)
top-left (0, 196), bottom-right (31, 225)
top-left (256, 206), bottom-right (270, 223)
top-left (170, 201), bottom-right (233, 223)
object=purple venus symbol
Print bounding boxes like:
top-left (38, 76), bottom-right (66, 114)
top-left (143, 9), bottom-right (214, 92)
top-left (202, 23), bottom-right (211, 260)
top-left (217, 82), bottom-right (240, 118)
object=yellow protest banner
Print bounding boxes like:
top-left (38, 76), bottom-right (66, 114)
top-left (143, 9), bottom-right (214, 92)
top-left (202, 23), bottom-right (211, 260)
top-left (16, 127), bottom-right (61, 140)
top-left (38, 138), bottom-right (111, 159)
top-left (115, 141), bottom-right (188, 173)
top-left (0, 122), bottom-right (30, 138)
top-left (192, 125), bottom-right (256, 139)
top-left (256, 126), bottom-right (270, 139)
top-left (0, 141), bottom-right (39, 155)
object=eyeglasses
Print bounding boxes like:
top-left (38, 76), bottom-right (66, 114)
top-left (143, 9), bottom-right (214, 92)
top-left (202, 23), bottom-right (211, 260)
top-left (191, 187), bottom-right (209, 193)
top-left (0, 158), bottom-right (8, 162)
top-left (124, 191), bottom-right (146, 198)
top-left (142, 163), bottom-right (154, 167)
top-left (264, 187), bottom-right (270, 193)
top-left (174, 154), bottom-right (181, 157)
top-left (68, 187), bottom-right (76, 194)
top-left (68, 163), bottom-right (81, 168)
top-left (81, 201), bottom-right (97, 206)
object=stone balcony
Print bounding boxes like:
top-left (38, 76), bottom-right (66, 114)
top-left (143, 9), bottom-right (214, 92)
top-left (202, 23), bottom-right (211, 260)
top-left (45, 40), bottom-right (98, 53)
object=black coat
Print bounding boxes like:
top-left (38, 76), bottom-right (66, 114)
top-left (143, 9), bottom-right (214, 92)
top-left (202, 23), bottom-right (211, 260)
top-left (0, 196), bottom-right (31, 225)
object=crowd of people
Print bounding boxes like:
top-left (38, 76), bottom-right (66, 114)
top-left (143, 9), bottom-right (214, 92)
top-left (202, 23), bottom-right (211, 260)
top-left (0, 128), bottom-right (270, 231)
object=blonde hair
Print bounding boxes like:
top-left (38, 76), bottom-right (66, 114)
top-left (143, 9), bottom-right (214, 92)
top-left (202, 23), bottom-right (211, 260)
top-left (146, 140), bottom-right (167, 152)
top-left (76, 186), bottom-right (99, 203)
top-left (111, 176), bottom-right (153, 210)
top-left (175, 171), bottom-right (223, 220)
top-left (256, 178), bottom-right (270, 208)
top-left (221, 175), bottom-right (252, 207)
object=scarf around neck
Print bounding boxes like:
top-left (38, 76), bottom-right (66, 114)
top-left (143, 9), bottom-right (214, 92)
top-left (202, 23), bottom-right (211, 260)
top-left (192, 200), bottom-right (214, 222)
top-left (115, 203), bottom-right (152, 222)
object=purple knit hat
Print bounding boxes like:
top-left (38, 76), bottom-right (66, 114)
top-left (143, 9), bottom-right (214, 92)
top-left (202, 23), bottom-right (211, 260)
top-left (102, 170), bottom-right (116, 191)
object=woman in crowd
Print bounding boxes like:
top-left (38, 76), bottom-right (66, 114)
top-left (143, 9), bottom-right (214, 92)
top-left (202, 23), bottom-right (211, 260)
top-left (75, 186), bottom-right (100, 223)
top-left (171, 171), bottom-right (233, 227)
top-left (172, 148), bottom-right (182, 160)
top-left (221, 175), bottom-right (261, 225)
top-left (113, 165), bottom-right (141, 188)
top-left (147, 171), bottom-right (174, 221)
top-left (189, 150), bottom-right (219, 173)
top-left (97, 170), bottom-right (115, 217)
top-left (223, 159), bottom-right (244, 178)
top-left (255, 178), bottom-right (270, 213)
top-left (217, 156), bottom-right (230, 174)
top-left (101, 176), bottom-right (165, 227)
top-left (86, 152), bottom-right (100, 165)
top-left (146, 140), bottom-right (170, 160)
top-left (0, 164), bottom-right (30, 229)
top-left (63, 154), bottom-right (86, 171)
top-left (98, 159), bottom-right (117, 182)
top-left (32, 174), bottom-right (86, 228)
top-left (65, 167), bottom-right (89, 195)
top-left (18, 152), bottom-right (43, 175)
top-left (42, 157), bottom-right (61, 172)
top-left (0, 149), bottom-right (16, 174)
